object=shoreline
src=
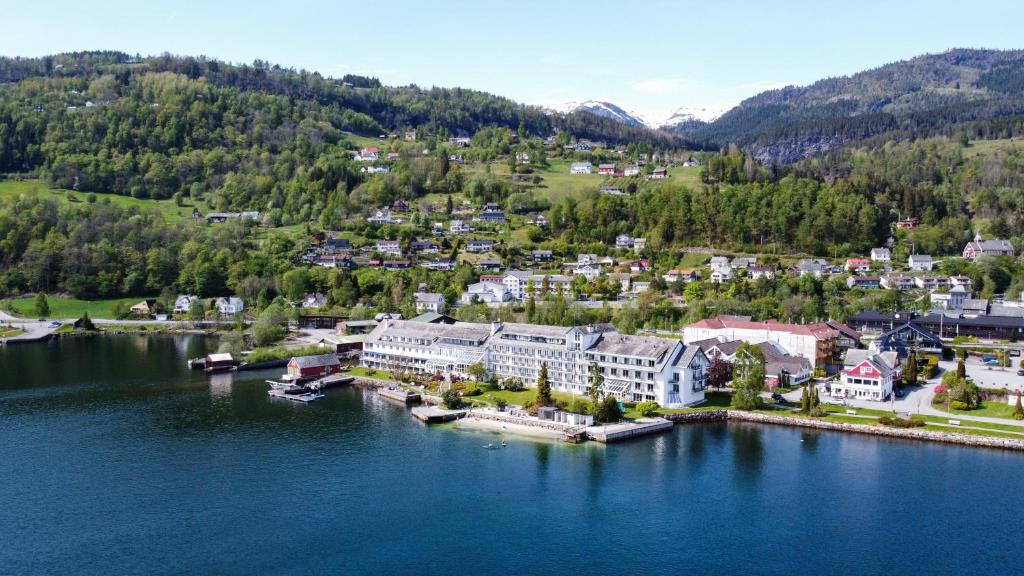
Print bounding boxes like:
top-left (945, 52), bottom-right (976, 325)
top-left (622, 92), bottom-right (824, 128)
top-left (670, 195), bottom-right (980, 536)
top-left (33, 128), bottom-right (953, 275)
top-left (449, 415), bottom-right (568, 440)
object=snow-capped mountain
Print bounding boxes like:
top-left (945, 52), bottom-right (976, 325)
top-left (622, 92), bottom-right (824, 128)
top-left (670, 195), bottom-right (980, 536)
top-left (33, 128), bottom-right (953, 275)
top-left (557, 100), bottom-right (648, 127)
top-left (660, 105), bottom-right (728, 127)
top-left (552, 100), bottom-right (731, 130)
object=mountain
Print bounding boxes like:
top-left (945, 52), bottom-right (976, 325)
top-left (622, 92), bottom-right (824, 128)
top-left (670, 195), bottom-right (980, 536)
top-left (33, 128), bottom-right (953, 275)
top-left (556, 100), bottom-right (648, 127)
top-left (679, 48), bottom-right (1024, 163)
top-left (660, 105), bottom-right (729, 132)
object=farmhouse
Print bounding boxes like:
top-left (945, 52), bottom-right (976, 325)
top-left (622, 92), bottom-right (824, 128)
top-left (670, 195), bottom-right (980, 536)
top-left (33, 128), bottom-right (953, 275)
top-left (570, 162), bottom-right (593, 174)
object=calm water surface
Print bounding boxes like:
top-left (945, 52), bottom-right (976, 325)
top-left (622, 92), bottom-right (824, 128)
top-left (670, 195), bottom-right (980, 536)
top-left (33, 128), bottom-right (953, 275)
top-left (1, 336), bottom-right (1021, 575)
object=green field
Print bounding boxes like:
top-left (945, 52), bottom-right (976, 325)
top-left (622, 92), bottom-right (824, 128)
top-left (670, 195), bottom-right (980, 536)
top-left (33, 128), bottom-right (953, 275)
top-left (962, 137), bottom-right (1024, 159)
top-left (0, 179), bottom-right (197, 222)
top-left (1, 295), bottom-right (157, 320)
top-left (0, 327), bottom-right (25, 338)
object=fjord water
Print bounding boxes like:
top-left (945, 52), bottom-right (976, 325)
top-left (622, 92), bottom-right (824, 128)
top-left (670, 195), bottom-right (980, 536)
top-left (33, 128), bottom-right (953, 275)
top-left (1, 336), bottom-right (1020, 575)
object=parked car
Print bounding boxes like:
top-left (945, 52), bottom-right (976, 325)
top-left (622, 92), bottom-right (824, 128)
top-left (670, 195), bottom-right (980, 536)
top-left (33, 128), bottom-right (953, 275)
top-left (1017, 369), bottom-right (1024, 376)
top-left (771, 392), bottom-right (786, 403)
top-left (984, 359), bottom-right (1000, 366)
top-left (48, 321), bottom-right (61, 328)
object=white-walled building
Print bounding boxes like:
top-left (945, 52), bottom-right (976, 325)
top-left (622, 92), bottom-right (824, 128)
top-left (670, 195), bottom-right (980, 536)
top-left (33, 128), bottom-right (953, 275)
top-left (870, 247), bottom-right (891, 263)
top-left (832, 350), bottom-right (901, 401)
top-left (460, 281), bottom-right (511, 305)
top-left (907, 254), bottom-right (933, 272)
top-left (415, 292), bottom-right (446, 314)
top-left (570, 162), bottom-right (593, 174)
top-left (683, 315), bottom-right (839, 369)
top-left (362, 320), bottom-right (709, 407)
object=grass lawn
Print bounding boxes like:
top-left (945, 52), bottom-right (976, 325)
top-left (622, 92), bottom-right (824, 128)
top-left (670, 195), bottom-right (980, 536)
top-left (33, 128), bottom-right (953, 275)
top-left (347, 366), bottom-right (394, 380)
top-left (0, 328), bottom-right (25, 338)
top-left (0, 179), bottom-right (197, 222)
top-left (1, 295), bottom-right (157, 320)
top-left (932, 399), bottom-right (1020, 420)
top-left (666, 165), bottom-right (703, 189)
top-left (463, 388), bottom-right (577, 408)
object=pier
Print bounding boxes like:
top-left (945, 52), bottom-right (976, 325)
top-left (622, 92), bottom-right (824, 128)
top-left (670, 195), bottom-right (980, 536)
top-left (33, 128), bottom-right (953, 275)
top-left (411, 406), bottom-right (466, 423)
top-left (268, 389), bottom-right (324, 403)
top-left (586, 418), bottom-right (674, 443)
top-left (378, 387), bottom-right (422, 404)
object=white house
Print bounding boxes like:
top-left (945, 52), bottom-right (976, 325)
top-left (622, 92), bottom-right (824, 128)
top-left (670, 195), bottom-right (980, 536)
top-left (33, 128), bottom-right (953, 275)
top-left (710, 266), bottom-right (734, 283)
top-left (748, 265), bottom-right (775, 280)
top-left (615, 234), bottom-right (635, 249)
top-left (831, 350), bottom-right (900, 402)
top-left (709, 256), bottom-right (730, 271)
top-left (415, 292), bottom-right (446, 314)
top-left (173, 294), bottom-right (199, 315)
top-left (450, 220), bottom-right (472, 234)
top-left (375, 240), bottom-right (402, 256)
top-left (460, 281), bottom-right (511, 305)
top-left (570, 162), bottom-right (593, 175)
top-left (870, 247), bottom-right (891, 263)
top-left (215, 297), bottom-right (244, 316)
top-left (907, 254), bottom-right (933, 272)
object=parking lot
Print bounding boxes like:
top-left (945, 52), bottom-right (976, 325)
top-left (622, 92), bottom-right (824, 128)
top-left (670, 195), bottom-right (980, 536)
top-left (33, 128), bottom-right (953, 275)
top-left (939, 356), bottom-right (1024, 393)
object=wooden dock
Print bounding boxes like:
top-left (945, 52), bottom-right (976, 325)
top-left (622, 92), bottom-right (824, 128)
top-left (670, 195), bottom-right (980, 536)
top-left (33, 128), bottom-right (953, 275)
top-left (268, 389), bottom-right (324, 403)
top-left (411, 406), bottom-right (466, 423)
top-left (378, 387), bottom-right (422, 404)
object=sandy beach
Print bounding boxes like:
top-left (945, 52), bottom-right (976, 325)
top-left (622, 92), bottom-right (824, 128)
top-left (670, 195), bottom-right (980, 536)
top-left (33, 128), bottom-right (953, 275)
top-left (451, 415), bottom-right (567, 440)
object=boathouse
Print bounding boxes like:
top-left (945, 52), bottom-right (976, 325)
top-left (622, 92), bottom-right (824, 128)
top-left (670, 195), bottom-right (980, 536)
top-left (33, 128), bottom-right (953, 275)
top-left (287, 354), bottom-right (342, 379)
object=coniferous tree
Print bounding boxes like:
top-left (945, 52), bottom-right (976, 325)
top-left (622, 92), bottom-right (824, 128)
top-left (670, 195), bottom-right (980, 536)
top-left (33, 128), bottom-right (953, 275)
top-left (905, 350), bottom-right (919, 386)
top-left (801, 385), bottom-right (810, 413)
top-left (1015, 391), bottom-right (1023, 421)
top-left (588, 362), bottom-right (603, 404)
top-left (535, 362), bottom-right (552, 406)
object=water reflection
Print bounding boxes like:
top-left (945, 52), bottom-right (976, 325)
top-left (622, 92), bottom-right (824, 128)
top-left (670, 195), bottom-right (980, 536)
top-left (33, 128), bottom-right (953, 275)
top-left (731, 423), bottom-right (764, 479)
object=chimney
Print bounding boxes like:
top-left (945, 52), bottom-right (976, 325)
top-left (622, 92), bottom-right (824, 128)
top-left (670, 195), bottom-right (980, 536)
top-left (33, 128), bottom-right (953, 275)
top-left (490, 321), bottom-right (503, 336)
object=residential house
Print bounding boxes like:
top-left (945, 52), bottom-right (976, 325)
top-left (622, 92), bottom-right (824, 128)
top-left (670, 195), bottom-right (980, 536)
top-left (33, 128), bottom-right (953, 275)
top-left (646, 167), bottom-right (668, 180)
top-left (411, 241), bottom-right (439, 254)
top-left (629, 259), bottom-right (651, 273)
top-left (367, 209), bottom-right (401, 225)
top-left (832, 350), bottom-right (900, 401)
top-left (477, 260), bottom-right (502, 272)
top-left (624, 165), bottom-right (641, 177)
top-left (846, 276), bottom-right (881, 290)
top-left (758, 341), bottom-right (814, 388)
top-left (914, 275), bottom-right (949, 290)
top-left (570, 162), bottom-right (593, 174)
top-left (730, 257), bottom-right (757, 269)
top-left (302, 293), bottom-right (328, 309)
top-left (415, 292), bottom-right (447, 314)
top-left (448, 137), bottom-right (471, 147)
top-left (949, 276), bottom-right (973, 291)
top-left (631, 281), bottom-right (651, 294)
top-left (476, 209), bottom-right (506, 223)
top-left (375, 240), bottom-right (402, 256)
top-left (896, 217), bottom-right (920, 229)
top-left (130, 299), bottom-right (159, 316)
top-left (662, 268), bottom-right (698, 283)
top-left (931, 285), bottom-right (969, 311)
top-left (421, 258), bottom-right (455, 271)
top-left (597, 163), bottom-right (616, 175)
top-left (845, 257), bottom-right (871, 273)
top-left (616, 234), bottom-right (636, 249)
top-left (907, 254), bottom-right (933, 272)
top-left (710, 266), bottom-right (734, 283)
top-left (391, 200), bottom-right (410, 212)
top-left (825, 320), bottom-right (863, 353)
top-left (206, 211), bottom-right (261, 224)
top-left (870, 247), bottom-right (891, 263)
top-left (632, 238), bottom-right (646, 252)
top-left (466, 240), bottom-right (495, 253)
top-left (215, 297), bottom-right (244, 316)
top-left (449, 220), bottom-right (472, 234)
top-left (173, 294), bottom-right (199, 315)
top-left (963, 235), bottom-right (1015, 260)
top-left (748, 265), bottom-right (775, 280)
top-left (460, 281), bottom-right (511, 305)
top-left (323, 237), bottom-right (353, 252)
top-left (880, 275), bottom-right (915, 291)
top-left (360, 165), bottom-right (390, 174)
top-left (573, 264), bottom-right (602, 282)
top-left (532, 249), bottom-right (553, 262)
top-left (709, 256), bottom-right (730, 271)
top-left (600, 187), bottom-right (624, 195)
top-left (515, 151), bottom-right (530, 165)
top-left (796, 259), bottom-right (827, 278)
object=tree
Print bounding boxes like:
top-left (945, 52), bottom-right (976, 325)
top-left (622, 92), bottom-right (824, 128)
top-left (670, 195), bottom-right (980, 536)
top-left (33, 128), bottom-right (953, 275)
top-left (466, 362), bottom-right (488, 382)
top-left (955, 357), bottom-right (966, 380)
top-left (442, 388), bottom-right (463, 410)
top-left (810, 382), bottom-right (820, 409)
top-left (535, 362), bottom-right (553, 406)
top-left (251, 303), bottom-right (288, 346)
top-left (281, 268), bottom-right (311, 302)
top-left (587, 362), bottom-right (603, 403)
top-left (732, 343), bottom-right (766, 410)
top-left (707, 356), bottom-right (732, 390)
top-left (904, 349), bottom-right (919, 387)
top-left (1015, 391), bottom-right (1023, 421)
top-left (76, 311), bottom-right (96, 331)
top-left (188, 298), bottom-right (205, 320)
top-left (593, 395), bottom-right (623, 423)
top-left (34, 293), bottom-right (50, 318)
top-left (800, 384), bottom-right (810, 413)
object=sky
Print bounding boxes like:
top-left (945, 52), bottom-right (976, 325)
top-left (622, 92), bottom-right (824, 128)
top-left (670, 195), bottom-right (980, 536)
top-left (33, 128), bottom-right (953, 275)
top-left (4, 0), bottom-right (1024, 123)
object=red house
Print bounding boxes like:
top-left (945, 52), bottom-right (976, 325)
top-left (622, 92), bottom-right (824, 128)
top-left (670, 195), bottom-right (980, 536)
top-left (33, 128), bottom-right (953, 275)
top-left (896, 217), bottom-right (919, 229)
top-left (287, 354), bottom-right (342, 379)
top-left (598, 163), bottom-right (616, 175)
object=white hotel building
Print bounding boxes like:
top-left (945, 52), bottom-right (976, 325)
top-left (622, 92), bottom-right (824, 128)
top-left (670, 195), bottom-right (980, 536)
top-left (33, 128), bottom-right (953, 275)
top-left (361, 320), bottom-right (709, 407)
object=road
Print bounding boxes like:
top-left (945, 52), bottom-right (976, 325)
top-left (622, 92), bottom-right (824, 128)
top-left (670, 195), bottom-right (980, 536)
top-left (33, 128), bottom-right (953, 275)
top-left (0, 310), bottom-right (195, 344)
top-left (779, 374), bottom-right (1024, 429)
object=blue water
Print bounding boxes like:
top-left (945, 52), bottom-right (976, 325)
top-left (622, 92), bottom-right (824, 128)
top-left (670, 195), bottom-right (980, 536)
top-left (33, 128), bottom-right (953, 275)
top-left (1, 335), bottom-right (1021, 575)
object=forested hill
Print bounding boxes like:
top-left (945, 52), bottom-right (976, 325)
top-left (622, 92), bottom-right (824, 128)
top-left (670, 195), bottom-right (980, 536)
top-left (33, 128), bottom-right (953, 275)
top-left (0, 50), bottom-right (689, 199)
top-left (679, 49), bottom-right (1024, 164)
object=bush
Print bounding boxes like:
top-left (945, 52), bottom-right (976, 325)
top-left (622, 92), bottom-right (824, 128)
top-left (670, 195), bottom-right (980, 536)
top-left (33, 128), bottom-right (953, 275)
top-left (950, 400), bottom-right (970, 411)
top-left (441, 389), bottom-right (463, 410)
top-left (635, 401), bottom-right (660, 417)
top-left (495, 398), bottom-right (508, 411)
top-left (462, 386), bottom-right (482, 397)
top-left (879, 416), bottom-right (926, 428)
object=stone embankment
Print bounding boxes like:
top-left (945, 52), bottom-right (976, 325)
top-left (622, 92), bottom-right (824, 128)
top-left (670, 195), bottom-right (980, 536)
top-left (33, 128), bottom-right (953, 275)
top-left (665, 410), bottom-right (1024, 452)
